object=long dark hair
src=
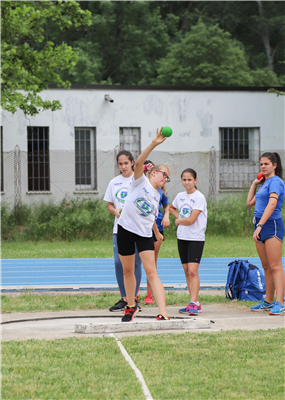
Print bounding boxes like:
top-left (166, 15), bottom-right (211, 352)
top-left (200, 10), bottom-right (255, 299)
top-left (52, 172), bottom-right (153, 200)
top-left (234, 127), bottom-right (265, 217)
top-left (260, 152), bottom-right (283, 179)
top-left (116, 150), bottom-right (135, 172)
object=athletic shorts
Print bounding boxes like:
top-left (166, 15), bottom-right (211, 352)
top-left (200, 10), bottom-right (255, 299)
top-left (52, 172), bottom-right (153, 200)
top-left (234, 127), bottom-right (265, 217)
top-left (153, 230), bottom-right (164, 243)
top-left (117, 225), bottom-right (154, 256)
top-left (177, 239), bottom-right (205, 264)
top-left (254, 217), bottom-right (284, 243)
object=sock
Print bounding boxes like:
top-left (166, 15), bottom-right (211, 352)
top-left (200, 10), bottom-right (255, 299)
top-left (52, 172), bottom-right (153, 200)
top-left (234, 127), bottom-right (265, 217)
top-left (127, 304), bottom-right (135, 308)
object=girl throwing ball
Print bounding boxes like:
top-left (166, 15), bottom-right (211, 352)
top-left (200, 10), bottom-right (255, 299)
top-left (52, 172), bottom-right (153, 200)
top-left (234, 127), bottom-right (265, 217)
top-left (170, 168), bottom-right (207, 315)
top-left (117, 127), bottom-right (170, 322)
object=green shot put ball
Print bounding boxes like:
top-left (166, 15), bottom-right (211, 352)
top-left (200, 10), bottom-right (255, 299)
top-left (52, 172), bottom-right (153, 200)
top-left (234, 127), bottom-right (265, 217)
top-left (162, 126), bottom-right (173, 137)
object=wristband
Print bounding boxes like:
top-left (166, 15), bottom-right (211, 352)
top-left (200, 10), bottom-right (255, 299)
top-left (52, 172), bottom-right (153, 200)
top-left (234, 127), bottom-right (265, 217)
top-left (144, 164), bottom-right (148, 171)
top-left (256, 224), bottom-right (263, 229)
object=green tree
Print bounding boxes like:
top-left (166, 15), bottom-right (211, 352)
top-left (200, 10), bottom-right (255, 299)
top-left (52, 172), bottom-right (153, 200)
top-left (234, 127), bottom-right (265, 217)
top-left (154, 20), bottom-right (279, 86)
top-left (54, 1), bottom-right (177, 85)
top-left (1, 1), bottom-right (91, 116)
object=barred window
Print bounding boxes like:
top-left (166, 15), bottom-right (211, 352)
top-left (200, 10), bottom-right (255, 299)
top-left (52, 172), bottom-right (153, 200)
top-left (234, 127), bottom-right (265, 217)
top-left (119, 127), bottom-right (141, 161)
top-left (221, 128), bottom-right (249, 159)
top-left (27, 127), bottom-right (50, 191)
top-left (0, 127), bottom-right (3, 192)
top-left (75, 128), bottom-right (97, 190)
top-left (219, 127), bottom-right (260, 189)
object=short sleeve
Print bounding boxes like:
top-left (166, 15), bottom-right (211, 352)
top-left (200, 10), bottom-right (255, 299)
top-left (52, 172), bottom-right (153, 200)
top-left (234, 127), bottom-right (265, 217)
top-left (103, 181), bottom-right (114, 203)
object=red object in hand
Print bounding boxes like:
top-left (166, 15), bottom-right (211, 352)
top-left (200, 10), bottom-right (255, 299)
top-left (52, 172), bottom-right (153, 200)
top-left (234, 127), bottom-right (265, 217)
top-left (257, 173), bottom-right (265, 183)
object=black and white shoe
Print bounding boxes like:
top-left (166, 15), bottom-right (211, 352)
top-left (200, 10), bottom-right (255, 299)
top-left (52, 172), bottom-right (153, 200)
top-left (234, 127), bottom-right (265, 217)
top-left (109, 298), bottom-right (127, 312)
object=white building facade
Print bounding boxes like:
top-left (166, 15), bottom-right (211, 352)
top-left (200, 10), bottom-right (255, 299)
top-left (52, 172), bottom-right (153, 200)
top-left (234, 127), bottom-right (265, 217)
top-left (1, 85), bottom-right (284, 208)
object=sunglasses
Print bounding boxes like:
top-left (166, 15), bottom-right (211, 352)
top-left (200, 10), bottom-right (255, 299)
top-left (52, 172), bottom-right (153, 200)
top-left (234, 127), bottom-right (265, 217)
top-left (156, 170), bottom-right (170, 183)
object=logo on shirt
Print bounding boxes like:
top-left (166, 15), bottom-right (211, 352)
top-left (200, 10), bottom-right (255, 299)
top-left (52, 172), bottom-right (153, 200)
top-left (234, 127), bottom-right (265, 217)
top-left (115, 187), bottom-right (129, 204)
top-left (135, 198), bottom-right (154, 217)
top-left (179, 204), bottom-right (192, 219)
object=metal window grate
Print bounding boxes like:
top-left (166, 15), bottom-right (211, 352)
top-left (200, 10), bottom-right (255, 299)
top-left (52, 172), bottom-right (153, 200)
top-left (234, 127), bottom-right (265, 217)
top-left (75, 128), bottom-right (97, 189)
top-left (0, 127), bottom-right (3, 192)
top-left (119, 127), bottom-right (141, 161)
top-left (27, 127), bottom-right (50, 191)
top-left (221, 128), bottom-right (249, 159)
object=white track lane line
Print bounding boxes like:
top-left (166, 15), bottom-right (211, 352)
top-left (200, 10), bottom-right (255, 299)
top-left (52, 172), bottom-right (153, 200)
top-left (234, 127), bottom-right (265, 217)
top-left (109, 333), bottom-right (153, 400)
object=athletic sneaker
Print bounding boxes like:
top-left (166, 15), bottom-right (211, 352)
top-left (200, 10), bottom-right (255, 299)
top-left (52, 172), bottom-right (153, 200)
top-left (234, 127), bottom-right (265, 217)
top-left (250, 300), bottom-right (275, 312)
top-left (269, 301), bottom-right (285, 316)
top-left (144, 293), bottom-right (154, 304)
top-left (122, 304), bottom-right (139, 322)
top-left (109, 298), bottom-right (127, 312)
top-left (156, 314), bottom-right (170, 321)
top-left (188, 302), bottom-right (199, 315)
top-left (179, 303), bottom-right (202, 314)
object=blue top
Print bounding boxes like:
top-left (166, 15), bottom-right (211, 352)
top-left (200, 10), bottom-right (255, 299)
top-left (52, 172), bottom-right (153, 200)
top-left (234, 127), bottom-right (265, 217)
top-left (254, 175), bottom-right (285, 220)
top-left (155, 188), bottom-right (169, 232)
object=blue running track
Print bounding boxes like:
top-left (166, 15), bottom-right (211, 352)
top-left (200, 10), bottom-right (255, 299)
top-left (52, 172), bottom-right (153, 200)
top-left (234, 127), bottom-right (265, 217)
top-left (3, 257), bottom-right (284, 291)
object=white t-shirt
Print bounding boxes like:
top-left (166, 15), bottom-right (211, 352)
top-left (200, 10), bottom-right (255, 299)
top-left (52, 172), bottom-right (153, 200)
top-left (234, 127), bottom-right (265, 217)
top-left (172, 190), bottom-right (207, 241)
top-left (118, 174), bottom-right (160, 237)
top-left (103, 174), bottom-right (134, 234)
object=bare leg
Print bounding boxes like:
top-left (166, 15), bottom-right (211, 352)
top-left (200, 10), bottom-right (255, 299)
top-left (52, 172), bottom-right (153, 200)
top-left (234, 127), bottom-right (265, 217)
top-left (182, 263), bottom-right (191, 298)
top-left (119, 254), bottom-right (136, 307)
top-left (188, 263), bottom-right (200, 303)
top-left (255, 241), bottom-right (275, 303)
top-left (264, 237), bottom-right (284, 304)
top-left (146, 241), bottom-right (161, 294)
top-left (140, 250), bottom-right (168, 317)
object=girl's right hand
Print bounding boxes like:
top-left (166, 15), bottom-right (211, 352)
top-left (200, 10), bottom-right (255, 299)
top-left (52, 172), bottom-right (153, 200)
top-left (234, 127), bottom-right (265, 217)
top-left (115, 208), bottom-right (122, 218)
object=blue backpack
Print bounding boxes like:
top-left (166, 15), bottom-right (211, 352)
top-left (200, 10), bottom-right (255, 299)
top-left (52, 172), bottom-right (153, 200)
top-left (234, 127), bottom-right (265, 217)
top-left (225, 260), bottom-right (266, 301)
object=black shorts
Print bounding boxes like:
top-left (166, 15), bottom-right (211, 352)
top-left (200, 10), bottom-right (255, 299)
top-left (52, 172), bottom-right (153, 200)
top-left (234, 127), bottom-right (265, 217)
top-left (177, 239), bottom-right (205, 264)
top-left (117, 225), bottom-right (155, 256)
top-left (153, 230), bottom-right (164, 243)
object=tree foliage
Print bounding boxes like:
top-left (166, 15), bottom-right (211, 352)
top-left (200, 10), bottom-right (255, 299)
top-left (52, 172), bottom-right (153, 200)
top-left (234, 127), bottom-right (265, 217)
top-left (154, 20), bottom-right (279, 86)
top-left (1, 1), bottom-right (91, 116)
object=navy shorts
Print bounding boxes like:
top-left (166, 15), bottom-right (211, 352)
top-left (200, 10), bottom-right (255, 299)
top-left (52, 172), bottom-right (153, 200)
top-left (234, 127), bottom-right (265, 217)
top-left (254, 217), bottom-right (284, 243)
top-left (117, 225), bottom-right (154, 256)
top-left (177, 239), bottom-right (205, 264)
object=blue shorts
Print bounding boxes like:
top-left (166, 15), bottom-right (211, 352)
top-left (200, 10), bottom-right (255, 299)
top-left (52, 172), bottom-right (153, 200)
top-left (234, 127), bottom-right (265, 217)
top-left (254, 217), bottom-right (284, 243)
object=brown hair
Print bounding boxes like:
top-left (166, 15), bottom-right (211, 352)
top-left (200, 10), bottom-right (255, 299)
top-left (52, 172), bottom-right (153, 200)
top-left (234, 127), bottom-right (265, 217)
top-left (260, 152), bottom-right (283, 179)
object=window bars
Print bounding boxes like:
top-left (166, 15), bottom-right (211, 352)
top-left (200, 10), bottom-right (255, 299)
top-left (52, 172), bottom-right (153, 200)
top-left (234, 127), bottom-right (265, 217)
top-left (27, 127), bottom-right (50, 191)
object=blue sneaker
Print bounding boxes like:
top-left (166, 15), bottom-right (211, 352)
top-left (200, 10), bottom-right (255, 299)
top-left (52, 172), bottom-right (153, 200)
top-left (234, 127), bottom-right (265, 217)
top-left (269, 301), bottom-right (285, 316)
top-left (188, 302), bottom-right (199, 316)
top-left (251, 300), bottom-right (275, 312)
top-left (179, 303), bottom-right (201, 314)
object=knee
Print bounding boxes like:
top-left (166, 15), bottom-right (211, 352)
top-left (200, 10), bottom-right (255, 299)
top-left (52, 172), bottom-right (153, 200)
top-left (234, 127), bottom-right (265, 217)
top-left (269, 263), bottom-right (283, 274)
top-left (188, 268), bottom-right (198, 279)
top-left (146, 269), bottom-right (157, 282)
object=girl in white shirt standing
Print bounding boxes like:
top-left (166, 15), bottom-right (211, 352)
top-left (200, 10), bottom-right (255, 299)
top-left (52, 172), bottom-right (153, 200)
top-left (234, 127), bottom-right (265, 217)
top-left (170, 168), bottom-right (207, 316)
top-left (104, 150), bottom-right (142, 312)
top-left (117, 127), bottom-right (170, 322)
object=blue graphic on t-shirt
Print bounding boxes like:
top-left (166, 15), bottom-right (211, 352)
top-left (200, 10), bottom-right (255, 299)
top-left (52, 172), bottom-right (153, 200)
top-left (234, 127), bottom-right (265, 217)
top-left (179, 204), bottom-right (192, 219)
top-left (135, 198), bottom-right (154, 217)
top-left (116, 187), bottom-right (130, 204)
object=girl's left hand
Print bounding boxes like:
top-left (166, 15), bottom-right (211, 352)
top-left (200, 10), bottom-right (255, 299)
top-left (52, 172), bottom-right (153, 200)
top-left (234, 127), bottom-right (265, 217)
top-left (152, 127), bottom-right (166, 146)
top-left (155, 232), bottom-right (164, 245)
top-left (253, 226), bottom-right (262, 242)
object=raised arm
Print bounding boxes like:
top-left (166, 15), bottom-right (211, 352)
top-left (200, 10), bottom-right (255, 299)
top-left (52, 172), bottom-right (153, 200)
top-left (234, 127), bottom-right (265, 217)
top-left (134, 127), bottom-right (166, 180)
top-left (246, 177), bottom-right (263, 207)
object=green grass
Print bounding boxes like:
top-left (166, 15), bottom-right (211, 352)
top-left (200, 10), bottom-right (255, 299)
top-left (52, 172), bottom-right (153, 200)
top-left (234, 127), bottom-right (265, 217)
top-left (3, 234), bottom-right (280, 259)
top-left (2, 330), bottom-right (284, 400)
top-left (1, 291), bottom-right (253, 314)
